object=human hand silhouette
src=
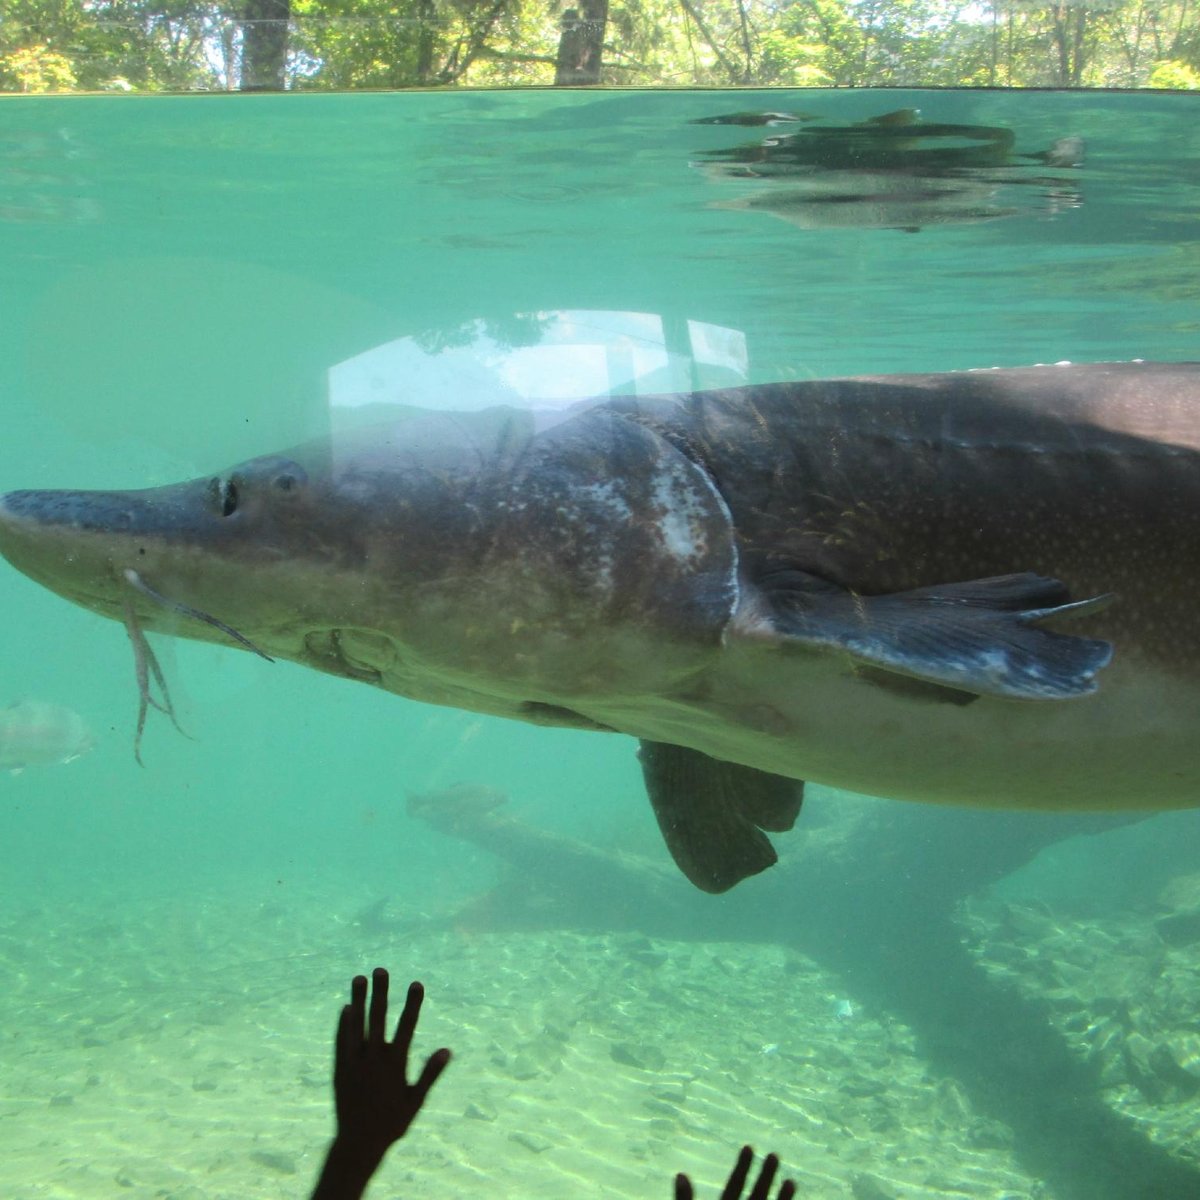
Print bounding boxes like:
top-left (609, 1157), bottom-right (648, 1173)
top-left (675, 1145), bottom-right (797, 1200)
top-left (311, 968), bottom-right (451, 1200)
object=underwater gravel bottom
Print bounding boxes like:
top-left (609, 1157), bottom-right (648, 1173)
top-left (0, 882), bottom-right (1047, 1200)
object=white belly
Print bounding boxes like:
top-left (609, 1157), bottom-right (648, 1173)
top-left (582, 648), bottom-right (1199, 812)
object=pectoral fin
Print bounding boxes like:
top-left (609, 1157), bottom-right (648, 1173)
top-left (762, 570), bottom-right (1114, 700)
top-left (637, 740), bottom-right (803, 893)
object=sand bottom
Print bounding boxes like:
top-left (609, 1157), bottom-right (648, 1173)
top-left (0, 878), bottom-right (1051, 1200)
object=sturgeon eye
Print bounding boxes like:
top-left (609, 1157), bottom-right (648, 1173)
top-left (207, 476), bottom-right (239, 517)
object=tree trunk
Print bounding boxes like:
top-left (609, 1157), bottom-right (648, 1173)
top-left (241, 0), bottom-right (291, 91)
top-left (415, 0), bottom-right (437, 84)
top-left (1049, 2), bottom-right (1088, 87)
top-left (555, 0), bottom-right (609, 84)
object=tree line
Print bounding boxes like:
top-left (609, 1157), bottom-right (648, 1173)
top-left (2, 0), bottom-right (1198, 92)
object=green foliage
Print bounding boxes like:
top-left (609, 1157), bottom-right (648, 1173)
top-left (1, 43), bottom-right (77, 90)
top-left (1148, 58), bottom-right (1200, 88)
top-left (756, 27), bottom-right (832, 85)
top-left (0, 0), bottom-right (241, 91)
top-left (1, 0), bottom-right (1198, 90)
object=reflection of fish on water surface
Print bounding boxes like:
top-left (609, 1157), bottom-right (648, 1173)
top-left (693, 106), bottom-right (1084, 231)
top-left (0, 699), bottom-right (96, 773)
top-left (0, 362), bottom-right (1197, 894)
top-left (715, 173), bottom-right (1020, 231)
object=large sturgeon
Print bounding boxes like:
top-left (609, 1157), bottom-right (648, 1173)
top-left (1, 361), bottom-right (1197, 891)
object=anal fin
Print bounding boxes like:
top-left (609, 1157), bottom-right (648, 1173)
top-left (637, 740), bottom-right (803, 893)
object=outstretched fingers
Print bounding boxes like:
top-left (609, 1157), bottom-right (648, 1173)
top-left (746, 1152), bottom-right (780, 1200)
top-left (367, 966), bottom-right (390, 1047)
top-left (719, 1146), bottom-right (755, 1200)
top-left (337, 973), bottom-right (369, 1058)
top-left (414, 1046), bottom-right (453, 1100)
top-left (393, 979), bottom-right (425, 1054)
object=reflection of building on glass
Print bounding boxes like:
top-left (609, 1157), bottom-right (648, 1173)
top-left (327, 310), bottom-right (748, 415)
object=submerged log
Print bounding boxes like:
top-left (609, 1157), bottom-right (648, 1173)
top-left (408, 783), bottom-right (1200, 1200)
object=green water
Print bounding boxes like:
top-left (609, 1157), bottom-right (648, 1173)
top-left (1, 89), bottom-right (1199, 1199)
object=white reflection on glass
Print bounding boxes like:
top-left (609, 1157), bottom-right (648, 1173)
top-left (328, 310), bottom-right (748, 421)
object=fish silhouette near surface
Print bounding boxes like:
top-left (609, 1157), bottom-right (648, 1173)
top-left (0, 362), bottom-right (1197, 891)
top-left (694, 107), bottom-right (1083, 230)
top-left (0, 699), bottom-right (96, 773)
